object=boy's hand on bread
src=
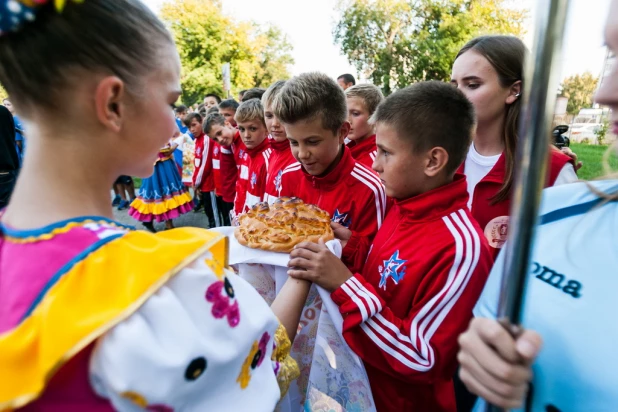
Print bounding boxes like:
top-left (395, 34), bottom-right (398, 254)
top-left (330, 222), bottom-right (352, 249)
top-left (287, 239), bottom-right (353, 291)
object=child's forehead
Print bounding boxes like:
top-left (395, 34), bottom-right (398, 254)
top-left (238, 118), bottom-right (264, 127)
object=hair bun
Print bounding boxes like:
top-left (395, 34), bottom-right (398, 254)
top-left (0, 0), bottom-right (83, 36)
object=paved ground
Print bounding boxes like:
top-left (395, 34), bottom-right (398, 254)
top-left (111, 202), bottom-right (214, 231)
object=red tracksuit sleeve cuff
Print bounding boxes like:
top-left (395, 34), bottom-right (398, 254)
top-left (331, 273), bottom-right (386, 322)
top-left (341, 231), bottom-right (360, 261)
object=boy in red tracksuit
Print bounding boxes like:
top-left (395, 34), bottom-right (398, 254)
top-left (232, 98), bottom-right (271, 216)
top-left (211, 141), bottom-right (230, 226)
top-left (345, 84), bottom-right (384, 170)
top-left (272, 73), bottom-right (386, 275)
top-left (184, 113), bottom-right (217, 228)
top-left (261, 81), bottom-right (296, 204)
top-left (288, 81), bottom-right (493, 411)
top-left (204, 113), bottom-right (243, 223)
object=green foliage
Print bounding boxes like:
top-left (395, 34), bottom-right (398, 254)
top-left (0, 84), bottom-right (7, 101)
top-left (161, 0), bottom-right (293, 105)
top-left (596, 120), bottom-right (609, 146)
top-left (559, 71), bottom-right (599, 115)
top-left (333, 0), bottom-right (526, 95)
top-left (570, 142), bottom-right (618, 180)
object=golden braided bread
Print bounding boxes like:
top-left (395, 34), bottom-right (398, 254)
top-left (234, 197), bottom-right (334, 253)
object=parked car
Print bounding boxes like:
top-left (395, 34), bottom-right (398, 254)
top-left (568, 123), bottom-right (602, 143)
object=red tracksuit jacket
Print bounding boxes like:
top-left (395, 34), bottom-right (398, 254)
top-left (331, 174), bottom-right (493, 411)
top-left (192, 132), bottom-right (215, 192)
top-left (347, 134), bottom-right (377, 170)
top-left (219, 131), bottom-right (244, 204)
top-left (263, 138), bottom-right (296, 204)
top-left (280, 146), bottom-right (386, 274)
top-left (212, 141), bottom-right (223, 196)
top-left (457, 148), bottom-right (573, 258)
top-left (234, 137), bottom-right (271, 216)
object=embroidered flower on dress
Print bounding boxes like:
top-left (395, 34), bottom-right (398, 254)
top-left (205, 276), bottom-right (240, 327)
top-left (236, 331), bottom-right (271, 389)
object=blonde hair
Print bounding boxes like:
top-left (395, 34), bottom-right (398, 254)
top-left (262, 80), bottom-right (286, 109)
top-left (345, 84), bottom-right (384, 116)
top-left (234, 98), bottom-right (266, 126)
top-left (272, 72), bottom-right (346, 134)
top-left (586, 140), bottom-right (618, 201)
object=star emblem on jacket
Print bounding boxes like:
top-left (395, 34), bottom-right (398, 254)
top-left (331, 209), bottom-right (351, 228)
top-left (274, 170), bottom-right (283, 192)
top-left (378, 250), bottom-right (407, 290)
top-left (250, 172), bottom-right (257, 189)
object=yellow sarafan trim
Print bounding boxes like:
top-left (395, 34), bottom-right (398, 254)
top-left (130, 192), bottom-right (193, 216)
top-left (0, 228), bottom-right (228, 411)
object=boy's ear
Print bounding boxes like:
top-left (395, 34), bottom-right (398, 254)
top-left (424, 147), bottom-right (449, 177)
top-left (338, 121), bottom-right (351, 144)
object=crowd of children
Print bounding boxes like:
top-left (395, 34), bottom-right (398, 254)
top-left (1, 0), bottom-right (617, 410)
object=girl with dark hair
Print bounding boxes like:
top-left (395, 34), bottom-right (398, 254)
top-left (451, 35), bottom-right (577, 259)
top-left (0, 105), bottom-right (18, 208)
top-left (458, 2), bottom-right (618, 410)
top-left (0, 1), bottom-right (309, 410)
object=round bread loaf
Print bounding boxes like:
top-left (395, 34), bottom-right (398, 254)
top-left (234, 197), bottom-right (335, 253)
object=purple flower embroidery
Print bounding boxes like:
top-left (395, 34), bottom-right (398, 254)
top-left (205, 277), bottom-right (240, 327)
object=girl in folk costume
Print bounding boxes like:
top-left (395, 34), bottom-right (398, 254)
top-left (0, 1), bottom-right (311, 410)
top-left (458, 2), bottom-right (618, 410)
top-left (450, 36), bottom-right (577, 259)
top-left (128, 134), bottom-right (194, 232)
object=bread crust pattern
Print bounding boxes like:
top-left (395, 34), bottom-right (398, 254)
top-left (234, 197), bottom-right (334, 252)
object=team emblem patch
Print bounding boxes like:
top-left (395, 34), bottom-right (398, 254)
top-left (274, 170), bottom-right (283, 192)
top-left (331, 209), bottom-right (351, 228)
top-left (250, 172), bottom-right (257, 189)
top-left (378, 250), bottom-right (407, 290)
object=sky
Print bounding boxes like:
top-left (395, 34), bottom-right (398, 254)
top-left (143, 0), bottom-right (612, 82)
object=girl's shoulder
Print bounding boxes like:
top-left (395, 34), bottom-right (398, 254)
top-left (539, 180), bottom-right (618, 222)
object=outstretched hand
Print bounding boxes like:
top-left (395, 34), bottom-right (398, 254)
top-left (287, 239), bottom-right (353, 292)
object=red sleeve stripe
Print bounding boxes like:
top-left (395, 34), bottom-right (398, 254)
top-left (263, 149), bottom-right (272, 169)
top-left (355, 209), bottom-right (481, 371)
top-left (282, 162), bottom-right (302, 175)
top-left (349, 277), bottom-right (382, 314)
top-left (340, 276), bottom-right (383, 321)
top-left (341, 282), bottom-right (370, 321)
top-left (195, 138), bottom-right (210, 186)
top-left (353, 164), bottom-right (386, 219)
top-left (369, 151), bottom-right (377, 162)
top-left (351, 165), bottom-right (386, 228)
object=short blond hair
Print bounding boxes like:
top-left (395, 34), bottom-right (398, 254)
top-left (272, 72), bottom-right (346, 134)
top-left (234, 98), bottom-right (266, 126)
top-left (262, 80), bottom-right (286, 109)
top-left (345, 84), bottom-right (384, 116)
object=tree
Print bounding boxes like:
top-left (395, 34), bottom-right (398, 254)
top-left (249, 25), bottom-right (295, 88)
top-left (333, 0), bottom-right (526, 94)
top-left (160, 0), bottom-right (293, 105)
top-left (560, 71), bottom-right (599, 115)
top-left (0, 84), bottom-right (6, 101)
